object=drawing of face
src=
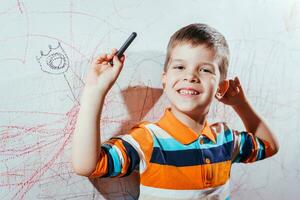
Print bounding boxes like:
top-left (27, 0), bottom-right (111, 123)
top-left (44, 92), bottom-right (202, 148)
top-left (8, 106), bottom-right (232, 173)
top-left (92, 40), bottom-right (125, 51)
top-left (36, 42), bottom-right (69, 74)
top-left (162, 43), bottom-right (221, 117)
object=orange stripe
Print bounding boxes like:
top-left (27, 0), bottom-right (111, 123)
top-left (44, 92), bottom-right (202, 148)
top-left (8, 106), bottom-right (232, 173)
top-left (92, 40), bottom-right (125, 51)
top-left (104, 138), bottom-right (131, 177)
top-left (244, 133), bottom-right (259, 163)
top-left (140, 161), bottom-right (231, 189)
top-left (89, 122), bottom-right (153, 179)
top-left (104, 138), bottom-right (118, 146)
top-left (263, 139), bottom-right (273, 158)
top-left (88, 149), bottom-right (109, 178)
top-left (129, 122), bottom-right (154, 167)
top-left (113, 139), bottom-right (130, 177)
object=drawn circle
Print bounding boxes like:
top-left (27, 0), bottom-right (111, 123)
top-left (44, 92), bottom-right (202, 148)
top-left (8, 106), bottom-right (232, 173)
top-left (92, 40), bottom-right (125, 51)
top-left (46, 52), bottom-right (67, 70)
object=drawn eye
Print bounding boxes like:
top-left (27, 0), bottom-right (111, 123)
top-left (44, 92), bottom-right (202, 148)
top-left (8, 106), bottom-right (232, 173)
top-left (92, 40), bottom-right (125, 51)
top-left (36, 42), bottom-right (70, 74)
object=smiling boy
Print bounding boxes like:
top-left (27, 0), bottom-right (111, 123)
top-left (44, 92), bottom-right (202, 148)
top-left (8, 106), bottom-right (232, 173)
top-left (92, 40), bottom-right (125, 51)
top-left (72, 23), bottom-right (279, 200)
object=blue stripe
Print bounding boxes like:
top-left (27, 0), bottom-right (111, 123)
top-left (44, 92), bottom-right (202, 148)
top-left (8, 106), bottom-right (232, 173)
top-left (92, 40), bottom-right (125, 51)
top-left (225, 196), bottom-right (230, 200)
top-left (150, 141), bottom-right (233, 166)
top-left (233, 132), bottom-right (269, 163)
top-left (108, 146), bottom-right (121, 176)
top-left (261, 142), bottom-right (266, 159)
top-left (120, 139), bottom-right (140, 177)
top-left (233, 132), bottom-right (247, 163)
top-left (257, 139), bottom-right (263, 160)
top-left (239, 132), bottom-right (246, 155)
top-left (216, 129), bottom-right (234, 146)
top-left (257, 138), bottom-right (266, 161)
top-left (232, 133), bottom-right (243, 163)
top-left (153, 137), bottom-right (198, 150)
top-left (101, 145), bottom-right (114, 177)
top-left (152, 129), bottom-right (234, 151)
top-left (240, 132), bottom-right (254, 162)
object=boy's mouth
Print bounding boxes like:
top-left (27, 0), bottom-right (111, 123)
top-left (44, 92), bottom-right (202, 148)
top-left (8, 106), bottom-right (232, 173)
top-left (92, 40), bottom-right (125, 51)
top-left (177, 88), bottom-right (200, 96)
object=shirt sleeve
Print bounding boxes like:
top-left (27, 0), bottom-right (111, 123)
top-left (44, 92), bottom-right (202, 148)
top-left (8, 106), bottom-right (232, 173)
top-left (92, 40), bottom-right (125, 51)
top-left (231, 127), bottom-right (273, 164)
top-left (88, 122), bottom-right (152, 179)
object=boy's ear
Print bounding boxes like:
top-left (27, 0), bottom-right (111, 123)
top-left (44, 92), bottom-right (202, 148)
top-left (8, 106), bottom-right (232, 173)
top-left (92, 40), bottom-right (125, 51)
top-left (215, 79), bottom-right (229, 99)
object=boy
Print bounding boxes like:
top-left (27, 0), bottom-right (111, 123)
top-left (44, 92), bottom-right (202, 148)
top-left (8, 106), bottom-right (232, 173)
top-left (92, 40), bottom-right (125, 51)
top-left (72, 23), bottom-right (279, 199)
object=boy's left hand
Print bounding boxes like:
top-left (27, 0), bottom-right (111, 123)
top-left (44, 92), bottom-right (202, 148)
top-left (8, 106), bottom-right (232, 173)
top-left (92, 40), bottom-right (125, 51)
top-left (216, 76), bottom-right (248, 107)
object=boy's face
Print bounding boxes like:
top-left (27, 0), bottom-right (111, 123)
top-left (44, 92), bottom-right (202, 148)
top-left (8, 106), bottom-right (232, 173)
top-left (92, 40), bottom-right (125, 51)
top-left (162, 43), bottom-right (222, 118)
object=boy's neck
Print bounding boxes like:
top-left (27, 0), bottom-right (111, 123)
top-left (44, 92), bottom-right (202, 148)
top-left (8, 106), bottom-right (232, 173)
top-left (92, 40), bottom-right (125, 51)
top-left (170, 106), bottom-right (208, 134)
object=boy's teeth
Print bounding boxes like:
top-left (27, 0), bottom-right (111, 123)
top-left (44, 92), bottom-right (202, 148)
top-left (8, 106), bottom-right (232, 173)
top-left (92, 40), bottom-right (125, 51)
top-left (179, 89), bottom-right (199, 95)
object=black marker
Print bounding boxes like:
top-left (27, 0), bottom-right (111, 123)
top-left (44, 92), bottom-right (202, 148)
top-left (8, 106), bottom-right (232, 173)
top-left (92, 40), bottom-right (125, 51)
top-left (110, 32), bottom-right (137, 65)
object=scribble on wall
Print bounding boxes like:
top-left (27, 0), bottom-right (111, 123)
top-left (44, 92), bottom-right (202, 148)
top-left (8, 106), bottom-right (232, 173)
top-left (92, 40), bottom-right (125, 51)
top-left (36, 42), bottom-right (69, 74)
top-left (36, 41), bottom-right (80, 104)
top-left (1, 0), bottom-right (299, 199)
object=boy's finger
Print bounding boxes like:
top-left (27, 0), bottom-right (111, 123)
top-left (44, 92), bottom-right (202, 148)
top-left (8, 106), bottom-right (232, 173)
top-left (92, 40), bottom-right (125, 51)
top-left (232, 85), bottom-right (239, 94)
top-left (92, 57), bottom-right (103, 68)
top-left (227, 80), bottom-right (238, 95)
top-left (112, 55), bottom-right (124, 71)
top-left (106, 54), bottom-right (113, 60)
top-left (229, 79), bottom-right (235, 88)
top-left (95, 53), bottom-right (107, 64)
top-left (234, 76), bottom-right (241, 87)
top-left (229, 85), bottom-right (236, 96)
top-left (230, 88), bottom-right (237, 96)
top-left (99, 53), bottom-right (107, 59)
top-left (229, 77), bottom-right (239, 91)
top-left (111, 48), bottom-right (118, 55)
top-left (113, 55), bottom-right (121, 65)
top-left (120, 55), bottom-right (125, 62)
top-left (107, 49), bottom-right (118, 63)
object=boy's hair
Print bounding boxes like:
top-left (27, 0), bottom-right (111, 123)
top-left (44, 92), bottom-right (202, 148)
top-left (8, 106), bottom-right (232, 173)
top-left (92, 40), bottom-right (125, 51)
top-left (163, 23), bottom-right (230, 81)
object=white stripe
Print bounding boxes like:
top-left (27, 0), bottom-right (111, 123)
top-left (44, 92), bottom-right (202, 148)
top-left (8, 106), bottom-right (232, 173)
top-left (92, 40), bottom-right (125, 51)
top-left (144, 123), bottom-right (172, 139)
top-left (121, 134), bottom-right (147, 173)
top-left (233, 130), bottom-right (241, 155)
top-left (254, 137), bottom-right (261, 159)
top-left (112, 145), bottom-right (124, 166)
top-left (139, 180), bottom-right (230, 200)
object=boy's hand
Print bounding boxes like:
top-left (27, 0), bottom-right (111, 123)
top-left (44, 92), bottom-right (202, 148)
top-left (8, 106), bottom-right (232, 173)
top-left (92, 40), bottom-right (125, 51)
top-left (85, 48), bottom-right (125, 94)
top-left (216, 76), bottom-right (248, 107)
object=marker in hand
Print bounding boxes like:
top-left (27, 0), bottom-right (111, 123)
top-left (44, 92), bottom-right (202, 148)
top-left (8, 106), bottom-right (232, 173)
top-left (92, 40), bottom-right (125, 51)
top-left (110, 32), bottom-right (137, 66)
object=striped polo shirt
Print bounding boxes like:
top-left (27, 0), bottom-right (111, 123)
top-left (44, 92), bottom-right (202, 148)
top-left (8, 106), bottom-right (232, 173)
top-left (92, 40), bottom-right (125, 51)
top-left (88, 108), bottom-right (272, 199)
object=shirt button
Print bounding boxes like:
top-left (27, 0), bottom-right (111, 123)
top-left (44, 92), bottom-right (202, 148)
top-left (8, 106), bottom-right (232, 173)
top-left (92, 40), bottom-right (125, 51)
top-left (205, 158), bottom-right (211, 164)
top-left (204, 182), bottom-right (211, 187)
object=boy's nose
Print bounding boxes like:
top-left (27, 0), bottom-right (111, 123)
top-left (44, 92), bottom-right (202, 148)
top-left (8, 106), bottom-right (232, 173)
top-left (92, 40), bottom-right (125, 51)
top-left (184, 73), bottom-right (200, 83)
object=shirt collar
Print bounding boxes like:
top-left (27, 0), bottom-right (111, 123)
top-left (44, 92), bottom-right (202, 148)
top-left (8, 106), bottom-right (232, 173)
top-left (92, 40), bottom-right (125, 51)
top-left (156, 108), bottom-right (217, 145)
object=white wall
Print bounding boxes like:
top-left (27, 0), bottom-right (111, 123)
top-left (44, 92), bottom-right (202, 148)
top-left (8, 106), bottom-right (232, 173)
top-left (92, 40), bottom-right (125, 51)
top-left (0, 0), bottom-right (299, 199)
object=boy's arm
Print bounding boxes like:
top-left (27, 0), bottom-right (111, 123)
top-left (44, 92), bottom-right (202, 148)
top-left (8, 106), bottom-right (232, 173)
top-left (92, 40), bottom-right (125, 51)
top-left (71, 88), bottom-right (105, 176)
top-left (217, 76), bottom-right (279, 156)
top-left (72, 49), bottom-right (125, 176)
top-left (232, 101), bottom-right (279, 155)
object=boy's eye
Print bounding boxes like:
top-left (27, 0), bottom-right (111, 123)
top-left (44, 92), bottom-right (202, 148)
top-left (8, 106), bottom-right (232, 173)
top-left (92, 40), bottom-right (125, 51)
top-left (200, 68), bottom-right (212, 73)
top-left (173, 65), bottom-right (184, 70)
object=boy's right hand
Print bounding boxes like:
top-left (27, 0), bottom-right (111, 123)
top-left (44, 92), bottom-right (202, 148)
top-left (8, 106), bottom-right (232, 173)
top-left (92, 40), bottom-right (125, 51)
top-left (85, 48), bottom-right (125, 94)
